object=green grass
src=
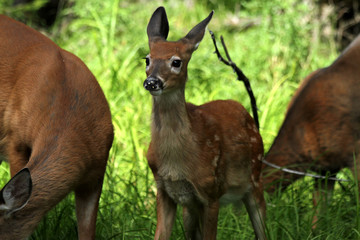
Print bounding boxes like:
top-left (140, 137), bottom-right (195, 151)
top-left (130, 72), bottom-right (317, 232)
top-left (1, 0), bottom-right (359, 239)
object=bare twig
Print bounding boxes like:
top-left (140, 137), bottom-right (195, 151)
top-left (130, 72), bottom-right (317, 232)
top-left (210, 31), bottom-right (350, 182)
top-left (262, 159), bottom-right (349, 182)
top-left (209, 30), bottom-right (260, 130)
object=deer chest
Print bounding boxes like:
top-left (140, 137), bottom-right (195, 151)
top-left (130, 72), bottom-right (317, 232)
top-left (162, 179), bottom-right (198, 206)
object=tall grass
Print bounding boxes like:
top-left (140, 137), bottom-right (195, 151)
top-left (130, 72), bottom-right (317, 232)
top-left (1, 0), bottom-right (358, 239)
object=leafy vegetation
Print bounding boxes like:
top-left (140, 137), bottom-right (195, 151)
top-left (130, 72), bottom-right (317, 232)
top-left (1, 0), bottom-right (359, 239)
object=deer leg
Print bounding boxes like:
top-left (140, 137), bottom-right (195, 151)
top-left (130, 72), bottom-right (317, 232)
top-left (312, 177), bottom-right (335, 228)
top-left (183, 205), bottom-right (202, 240)
top-left (243, 189), bottom-right (267, 240)
top-left (154, 188), bottom-right (177, 240)
top-left (201, 200), bottom-right (219, 240)
top-left (75, 176), bottom-right (105, 240)
top-left (351, 154), bottom-right (360, 205)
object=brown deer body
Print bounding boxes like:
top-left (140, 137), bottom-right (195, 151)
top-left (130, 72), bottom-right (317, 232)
top-left (144, 7), bottom-right (266, 240)
top-left (0, 15), bottom-right (113, 239)
top-left (264, 35), bottom-right (360, 207)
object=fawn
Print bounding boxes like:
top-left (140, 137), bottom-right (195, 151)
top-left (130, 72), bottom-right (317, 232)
top-left (0, 15), bottom-right (113, 239)
top-left (264, 35), bottom-right (360, 224)
top-left (143, 7), bottom-right (266, 240)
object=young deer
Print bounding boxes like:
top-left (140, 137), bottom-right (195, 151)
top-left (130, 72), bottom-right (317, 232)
top-left (0, 15), bottom-right (114, 239)
top-left (143, 7), bottom-right (266, 240)
top-left (263, 35), bottom-right (360, 223)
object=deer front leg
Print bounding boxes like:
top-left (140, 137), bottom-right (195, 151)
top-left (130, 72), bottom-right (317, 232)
top-left (75, 175), bottom-right (105, 240)
top-left (312, 177), bottom-right (335, 228)
top-left (201, 200), bottom-right (219, 240)
top-left (352, 153), bottom-right (360, 205)
top-left (243, 190), bottom-right (267, 240)
top-left (154, 187), bottom-right (177, 240)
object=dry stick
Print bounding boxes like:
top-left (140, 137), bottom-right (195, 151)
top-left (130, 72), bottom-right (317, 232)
top-left (209, 30), bottom-right (349, 182)
top-left (209, 30), bottom-right (259, 130)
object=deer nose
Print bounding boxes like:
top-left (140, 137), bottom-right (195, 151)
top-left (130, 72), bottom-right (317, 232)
top-left (143, 77), bottom-right (164, 94)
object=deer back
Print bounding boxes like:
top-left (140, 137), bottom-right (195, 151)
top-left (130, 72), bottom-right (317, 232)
top-left (264, 35), bottom-right (360, 189)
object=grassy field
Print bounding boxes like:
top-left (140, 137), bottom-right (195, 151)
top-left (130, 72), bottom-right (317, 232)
top-left (1, 0), bottom-right (360, 239)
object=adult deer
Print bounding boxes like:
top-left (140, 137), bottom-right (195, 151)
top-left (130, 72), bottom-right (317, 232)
top-left (0, 15), bottom-right (114, 239)
top-left (264, 35), bottom-right (360, 216)
top-left (143, 7), bottom-right (266, 240)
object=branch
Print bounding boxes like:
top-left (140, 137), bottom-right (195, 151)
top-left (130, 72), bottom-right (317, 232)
top-left (209, 30), bottom-right (260, 130)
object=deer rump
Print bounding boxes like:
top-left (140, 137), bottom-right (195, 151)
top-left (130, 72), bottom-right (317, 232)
top-left (0, 15), bottom-right (113, 240)
top-left (264, 35), bottom-right (360, 191)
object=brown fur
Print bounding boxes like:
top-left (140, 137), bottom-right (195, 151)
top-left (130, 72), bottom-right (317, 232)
top-left (145, 7), bottom-right (266, 240)
top-left (0, 15), bottom-right (113, 239)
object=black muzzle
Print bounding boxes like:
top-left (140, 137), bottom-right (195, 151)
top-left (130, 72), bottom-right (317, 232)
top-left (143, 77), bottom-right (163, 93)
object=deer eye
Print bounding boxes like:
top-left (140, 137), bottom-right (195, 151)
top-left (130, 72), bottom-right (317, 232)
top-left (144, 57), bottom-right (150, 67)
top-left (171, 59), bottom-right (182, 68)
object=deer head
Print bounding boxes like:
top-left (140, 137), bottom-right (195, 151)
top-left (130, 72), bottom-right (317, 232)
top-left (143, 7), bottom-right (213, 96)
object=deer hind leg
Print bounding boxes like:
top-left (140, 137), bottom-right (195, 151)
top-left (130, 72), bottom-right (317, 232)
top-left (182, 205), bottom-right (202, 240)
top-left (75, 175), bottom-right (105, 240)
top-left (182, 201), bottom-right (219, 240)
top-left (243, 188), bottom-right (267, 240)
top-left (312, 176), bottom-right (335, 228)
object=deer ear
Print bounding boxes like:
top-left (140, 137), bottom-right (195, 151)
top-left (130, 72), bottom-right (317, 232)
top-left (147, 6), bottom-right (169, 42)
top-left (0, 168), bottom-right (32, 214)
top-left (183, 11), bottom-right (214, 51)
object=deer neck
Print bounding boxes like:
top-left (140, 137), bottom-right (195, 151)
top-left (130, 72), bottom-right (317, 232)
top-left (264, 128), bottom-right (305, 191)
top-left (152, 87), bottom-right (190, 131)
top-left (151, 87), bottom-right (197, 180)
